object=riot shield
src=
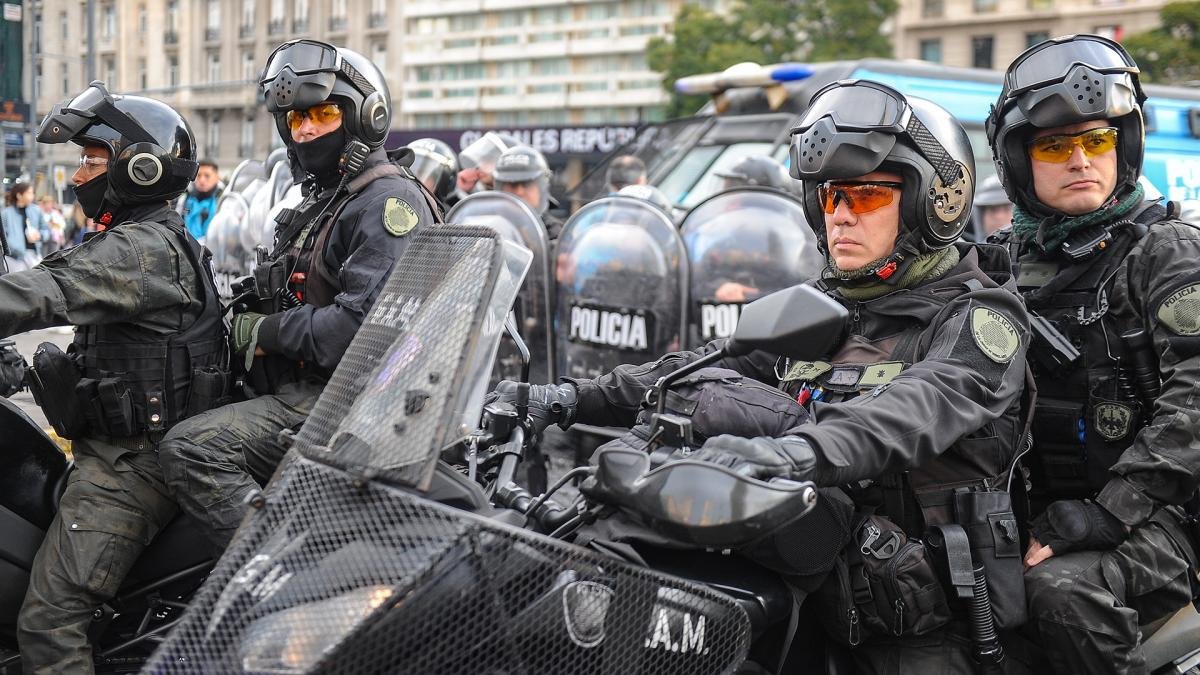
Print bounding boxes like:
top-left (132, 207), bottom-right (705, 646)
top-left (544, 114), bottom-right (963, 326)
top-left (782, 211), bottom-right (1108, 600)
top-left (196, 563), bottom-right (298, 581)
top-left (144, 226), bottom-right (753, 674)
top-left (448, 191), bottom-right (554, 384)
top-left (555, 196), bottom-right (687, 381)
top-left (680, 187), bottom-right (823, 348)
top-left (205, 193), bottom-right (253, 299)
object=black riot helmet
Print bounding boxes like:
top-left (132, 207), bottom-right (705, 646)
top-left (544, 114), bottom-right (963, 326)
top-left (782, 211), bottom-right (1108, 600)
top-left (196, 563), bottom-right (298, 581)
top-left (986, 34), bottom-right (1145, 217)
top-left (408, 137), bottom-right (458, 203)
top-left (715, 155), bottom-right (791, 191)
top-left (37, 81), bottom-right (198, 209)
top-left (260, 39), bottom-right (391, 174)
top-left (790, 80), bottom-right (975, 258)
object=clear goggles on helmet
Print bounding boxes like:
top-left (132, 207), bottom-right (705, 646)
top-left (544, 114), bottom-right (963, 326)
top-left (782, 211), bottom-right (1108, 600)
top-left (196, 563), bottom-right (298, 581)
top-left (261, 39), bottom-right (342, 84)
top-left (792, 80), bottom-right (912, 134)
top-left (1003, 35), bottom-right (1138, 99)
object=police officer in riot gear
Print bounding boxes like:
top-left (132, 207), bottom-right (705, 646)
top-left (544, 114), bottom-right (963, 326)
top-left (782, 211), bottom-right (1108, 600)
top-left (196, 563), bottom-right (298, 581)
top-left (408, 137), bottom-right (457, 209)
top-left (11, 82), bottom-right (225, 673)
top-left (987, 35), bottom-right (1199, 673)
top-left (495, 81), bottom-right (1031, 672)
top-left (158, 39), bottom-right (436, 550)
top-left (714, 155), bottom-right (792, 193)
top-left (493, 145), bottom-right (562, 239)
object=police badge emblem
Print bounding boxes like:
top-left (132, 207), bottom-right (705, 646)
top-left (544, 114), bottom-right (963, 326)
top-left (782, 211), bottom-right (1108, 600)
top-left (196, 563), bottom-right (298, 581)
top-left (1094, 402), bottom-right (1134, 442)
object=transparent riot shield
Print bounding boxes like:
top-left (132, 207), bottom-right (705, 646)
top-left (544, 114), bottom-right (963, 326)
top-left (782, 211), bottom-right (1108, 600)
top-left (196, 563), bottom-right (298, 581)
top-left (448, 191), bottom-right (554, 384)
top-left (205, 193), bottom-right (252, 300)
top-left (555, 196), bottom-right (687, 381)
top-left (680, 187), bottom-right (823, 348)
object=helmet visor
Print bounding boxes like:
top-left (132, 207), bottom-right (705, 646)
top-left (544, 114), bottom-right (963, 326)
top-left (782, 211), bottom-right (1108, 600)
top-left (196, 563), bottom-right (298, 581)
top-left (793, 80), bottom-right (909, 133)
top-left (1004, 35), bottom-right (1137, 97)
top-left (410, 148), bottom-right (455, 183)
top-left (261, 40), bottom-right (341, 83)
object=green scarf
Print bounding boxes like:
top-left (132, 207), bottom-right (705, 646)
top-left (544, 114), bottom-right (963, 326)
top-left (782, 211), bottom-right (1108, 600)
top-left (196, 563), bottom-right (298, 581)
top-left (836, 246), bottom-right (960, 302)
top-left (1012, 183), bottom-right (1144, 253)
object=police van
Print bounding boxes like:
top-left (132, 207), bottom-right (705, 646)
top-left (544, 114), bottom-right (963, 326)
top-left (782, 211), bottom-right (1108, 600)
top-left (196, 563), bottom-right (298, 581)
top-left (572, 58), bottom-right (1200, 208)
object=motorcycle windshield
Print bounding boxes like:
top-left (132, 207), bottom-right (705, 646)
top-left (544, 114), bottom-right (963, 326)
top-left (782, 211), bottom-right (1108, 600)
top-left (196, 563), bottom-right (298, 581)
top-left (147, 225), bottom-right (752, 674)
top-left (448, 191), bottom-right (555, 383)
top-left (679, 188), bottom-right (823, 348)
top-left (554, 196), bottom-right (688, 380)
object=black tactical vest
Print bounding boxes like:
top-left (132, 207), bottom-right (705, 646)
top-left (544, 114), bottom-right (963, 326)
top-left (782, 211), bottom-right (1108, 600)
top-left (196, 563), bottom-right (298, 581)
top-left (776, 266), bottom-right (1022, 536)
top-left (999, 204), bottom-right (1167, 503)
top-left (72, 211), bottom-right (226, 438)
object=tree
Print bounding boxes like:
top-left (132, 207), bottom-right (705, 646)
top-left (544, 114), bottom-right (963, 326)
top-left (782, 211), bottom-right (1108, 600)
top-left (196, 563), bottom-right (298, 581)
top-left (1125, 2), bottom-right (1200, 85)
top-left (647, 0), bottom-right (897, 118)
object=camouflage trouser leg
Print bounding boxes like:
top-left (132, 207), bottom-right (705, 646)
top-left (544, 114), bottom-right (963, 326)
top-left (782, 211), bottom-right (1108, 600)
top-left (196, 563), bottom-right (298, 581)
top-left (18, 437), bottom-right (177, 675)
top-left (157, 381), bottom-right (322, 550)
top-left (1024, 512), bottom-right (1194, 675)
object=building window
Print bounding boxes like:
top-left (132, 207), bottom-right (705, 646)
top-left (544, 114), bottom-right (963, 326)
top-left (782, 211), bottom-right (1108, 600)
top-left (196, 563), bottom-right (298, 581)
top-left (331, 0), bottom-right (346, 19)
top-left (207, 51), bottom-right (221, 83)
top-left (973, 0), bottom-right (997, 12)
top-left (294, 0), bottom-right (308, 25)
top-left (1028, 0), bottom-right (1053, 9)
top-left (271, 0), bottom-right (285, 21)
top-left (241, 118), bottom-right (255, 156)
top-left (206, 0), bottom-right (220, 40)
top-left (242, 51), bottom-right (256, 80)
top-left (32, 12), bottom-right (41, 52)
top-left (972, 35), bottom-right (995, 69)
top-left (922, 0), bottom-right (944, 18)
top-left (168, 56), bottom-right (179, 88)
top-left (33, 62), bottom-right (42, 97)
top-left (59, 11), bottom-right (68, 41)
top-left (207, 118), bottom-right (221, 158)
top-left (60, 62), bottom-right (69, 95)
top-left (138, 58), bottom-right (147, 90)
top-left (103, 56), bottom-right (116, 86)
top-left (371, 42), bottom-right (386, 71)
top-left (241, 0), bottom-right (255, 30)
top-left (919, 38), bottom-right (942, 63)
top-left (138, 5), bottom-right (147, 34)
top-left (167, 0), bottom-right (178, 32)
top-left (101, 4), bottom-right (116, 40)
top-left (1026, 31), bottom-right (1050, 48)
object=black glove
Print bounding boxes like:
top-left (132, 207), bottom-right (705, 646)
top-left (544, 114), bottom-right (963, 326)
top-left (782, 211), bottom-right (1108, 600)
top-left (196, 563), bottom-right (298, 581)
top-left (0, 339), bottom-right (26, 398)
top-left (1030, 499), bottom-right (1129, 555)
top-left (486, 381), bottom-right (577, 435)
top-left (677, 434), bottom-right (818, 482)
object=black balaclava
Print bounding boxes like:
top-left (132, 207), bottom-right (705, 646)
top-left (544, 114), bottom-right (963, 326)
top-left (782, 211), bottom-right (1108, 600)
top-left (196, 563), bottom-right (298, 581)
top-left (292, 126), bottom-right (347, 187)
top-left (73, 174), bottom-right (110, 220)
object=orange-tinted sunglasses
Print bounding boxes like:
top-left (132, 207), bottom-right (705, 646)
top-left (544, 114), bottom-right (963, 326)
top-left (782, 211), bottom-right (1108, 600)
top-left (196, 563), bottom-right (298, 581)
top-left (1027, 127), bottom-right (1118, 163)
top-left (285, 103), bottom-right (343, 131)
top-left (817, 181), bottom-right (902, 215)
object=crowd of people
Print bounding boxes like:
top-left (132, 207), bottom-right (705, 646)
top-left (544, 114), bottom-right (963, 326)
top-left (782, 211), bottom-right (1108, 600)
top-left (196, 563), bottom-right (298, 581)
top-left (0, 31), bottom-right (1193, 675)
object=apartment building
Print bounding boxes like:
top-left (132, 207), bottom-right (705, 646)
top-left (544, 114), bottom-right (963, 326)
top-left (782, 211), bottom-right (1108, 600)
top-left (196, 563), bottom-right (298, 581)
top-left (892, 0), bottom-right (1165, 70)
top-left (23, 0), bottom-right (719, 188)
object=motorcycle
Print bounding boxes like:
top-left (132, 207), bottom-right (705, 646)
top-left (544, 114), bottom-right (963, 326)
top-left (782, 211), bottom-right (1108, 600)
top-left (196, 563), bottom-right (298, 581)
top-left (0, 395), bottom-right (214, 672)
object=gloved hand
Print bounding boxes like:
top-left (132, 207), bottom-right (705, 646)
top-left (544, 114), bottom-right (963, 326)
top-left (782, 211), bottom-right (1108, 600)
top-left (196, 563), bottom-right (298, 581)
top-left (0, 339), bottom-right (26, 398)
top-left (678, 434), bottom-right (818, 482)
top-left (231, 312), bottom-right (267, 371)
top-left (485, 380), bottom-right (577, 435)
top-left (1030, 499), bottom-right (1129, 556)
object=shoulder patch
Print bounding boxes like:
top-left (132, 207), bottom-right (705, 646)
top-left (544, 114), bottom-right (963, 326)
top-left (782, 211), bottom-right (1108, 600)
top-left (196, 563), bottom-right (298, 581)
top-left (1156, 282), bottom-right (1200, 335)
top-left (781, 360), bottom-right (831, 382)
top-left (383, 197), bottom-right (419, 237)
top-left (970, 307), bottom-right (1019, 363)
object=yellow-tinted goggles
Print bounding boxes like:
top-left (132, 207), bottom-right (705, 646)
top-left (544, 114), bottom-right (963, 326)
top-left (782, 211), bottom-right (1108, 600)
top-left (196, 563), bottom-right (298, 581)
top-left (817, 181), bottom-right (902, 215)
top-left (1027, 127), bottom-right (1119, 163)
top-left (285, 103), bottom-right (343, 131)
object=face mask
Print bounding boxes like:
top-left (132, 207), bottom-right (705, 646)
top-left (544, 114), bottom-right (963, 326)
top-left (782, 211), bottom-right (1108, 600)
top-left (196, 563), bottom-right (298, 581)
top-left (72, 174), bottom-right (110, 220)
top-left (292, 126), bottom-right (347, 185)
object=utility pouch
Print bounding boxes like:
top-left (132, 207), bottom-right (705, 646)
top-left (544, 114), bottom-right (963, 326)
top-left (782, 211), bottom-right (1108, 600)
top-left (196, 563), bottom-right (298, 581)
top-left (815, 515), bottom-right (952, 645)
top-left (76, 378), bottom-right (106, 437)
top-left (184, 366), bottom-right (231, 418)
top-left (253, 254), bottom-right (292, 311)
top-left (97, 377), bottom-right (134, 438)
top-left (1030, 397), bottom-right (1085, 447)
top-left (28, 342), bottom-right (86, 439)
top-left (953, 488), bottom-right (1027, 629)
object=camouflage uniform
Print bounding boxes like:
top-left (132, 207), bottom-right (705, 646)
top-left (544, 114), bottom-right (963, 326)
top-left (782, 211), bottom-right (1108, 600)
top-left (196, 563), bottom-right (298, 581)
top-left (3, 204), bottom-right (218, 673)
top-left (1000, 215), bottom-right (1200, 674)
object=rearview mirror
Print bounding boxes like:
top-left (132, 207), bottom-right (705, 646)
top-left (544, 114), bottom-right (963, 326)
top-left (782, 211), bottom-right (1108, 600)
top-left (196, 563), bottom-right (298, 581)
top-left (727, 284), bottom-right (847, 359)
